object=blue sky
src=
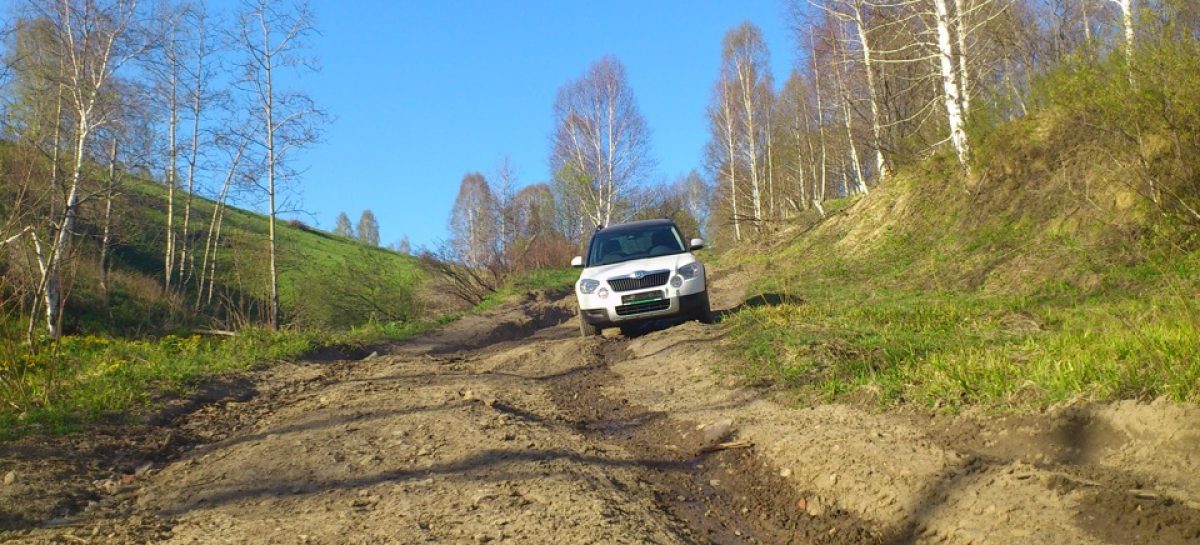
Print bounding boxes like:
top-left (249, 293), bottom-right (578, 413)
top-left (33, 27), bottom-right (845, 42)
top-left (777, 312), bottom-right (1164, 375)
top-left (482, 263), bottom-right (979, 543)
top-left (288, 0), bottom-right (800, 248)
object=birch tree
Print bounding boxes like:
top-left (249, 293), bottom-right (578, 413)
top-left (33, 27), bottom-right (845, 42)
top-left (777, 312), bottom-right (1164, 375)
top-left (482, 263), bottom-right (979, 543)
top-left (357, 210), bottom-right (379, 246)
top-left (233, 0), bottom-right (324, 329)
top-left (1108, 0), bottom-right (1134, 57)
top-left (550, 55), bottom-right (652, 228)
top-left (449, 172), bottom-right (499, 268)
top-left (495, 155), bottom-right (517, 259)
top-left (17, 0), bottom-right (145, 338)
top-left (177, 2), bottom-right (218, 290)
top-left (333, 211), bottom-right (353, 237)
top-left (148, 1), bottom-right (185, 293)
top-left (811, 0), bottom-right (892, 182)
top-left (704, 77), bottom-right (743, 241)
top-left (932, 0), bottom-right (972, 169)
top-left (196, 133), bottom-right (248, 309)
top-left (722, 22), bottom-right (772, 228)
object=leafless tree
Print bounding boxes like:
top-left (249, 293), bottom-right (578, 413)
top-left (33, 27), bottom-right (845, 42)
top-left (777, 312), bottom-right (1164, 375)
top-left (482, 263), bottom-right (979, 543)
top-left (12, 0), bottom-right (147, 339)
top-left (357, 209), bottom-right (379, 246)
top-left (724, 22), bottom-right (773, 227)
top-left (196, 131), bottom-right (248, 309)
top-left (147, 0), bottom-right (186, 293)
top-left (448, 172), bottom-right (499, 268)
top-left (332, 211), bottom-right (353, 237)
top-left (232, 0), bottom-right (325, 329)
top-left (177, 2), bottom-right (219, 291)
top-left (550, 55), bottom-right (653, 228)
top-left (809, 0), bottom-right (892, 182)
top-left (705, 76), bottom-right (744, 241)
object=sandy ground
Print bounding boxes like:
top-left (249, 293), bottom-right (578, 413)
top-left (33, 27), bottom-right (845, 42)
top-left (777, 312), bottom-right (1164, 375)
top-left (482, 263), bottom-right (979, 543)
top-left (2, 281), bottom-right (1199, 545)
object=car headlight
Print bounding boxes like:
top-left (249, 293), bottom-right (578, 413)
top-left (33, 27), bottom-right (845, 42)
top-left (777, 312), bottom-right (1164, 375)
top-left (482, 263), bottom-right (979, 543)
top-left (579, 279), bottom-right (600, 294)
top-left (678, 262), bottom-right (701, 280)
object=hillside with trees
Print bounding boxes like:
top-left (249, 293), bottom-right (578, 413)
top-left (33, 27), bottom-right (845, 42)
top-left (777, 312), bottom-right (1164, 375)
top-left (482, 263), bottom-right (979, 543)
top-left (0, 0), bottom-right (423, 436)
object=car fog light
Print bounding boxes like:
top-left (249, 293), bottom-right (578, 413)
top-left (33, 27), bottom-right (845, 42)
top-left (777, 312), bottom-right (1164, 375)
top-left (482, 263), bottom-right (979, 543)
top-left (597, 288), bottom-right (610, 299)
top-left (670, 275), bottom-right (683, 288)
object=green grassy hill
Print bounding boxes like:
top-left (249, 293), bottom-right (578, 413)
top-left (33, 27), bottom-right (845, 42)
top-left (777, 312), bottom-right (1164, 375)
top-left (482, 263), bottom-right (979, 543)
top-left (721, 111), bottom-right (1200, 410)
top-left (53, 166), bottom-right (426, 335)
top-left (0, 142), bottom-right (428, 437)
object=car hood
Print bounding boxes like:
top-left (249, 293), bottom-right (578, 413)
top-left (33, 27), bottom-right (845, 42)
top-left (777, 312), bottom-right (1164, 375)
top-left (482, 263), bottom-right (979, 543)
top-left (582, 253), bottom-right (696, 281)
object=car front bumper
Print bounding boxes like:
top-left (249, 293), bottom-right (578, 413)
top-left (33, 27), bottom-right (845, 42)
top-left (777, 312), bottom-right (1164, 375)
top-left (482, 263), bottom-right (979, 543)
top-left (580, 290), bottom-right (708, 327)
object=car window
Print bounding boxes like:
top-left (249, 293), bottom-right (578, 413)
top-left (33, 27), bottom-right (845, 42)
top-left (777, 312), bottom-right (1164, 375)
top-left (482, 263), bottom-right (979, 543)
top-left (587, 225), bottom-right (686, 266)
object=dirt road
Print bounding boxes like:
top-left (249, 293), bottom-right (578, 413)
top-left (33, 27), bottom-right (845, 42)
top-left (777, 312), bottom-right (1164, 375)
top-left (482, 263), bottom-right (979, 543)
top-left (3, 284), bottom-right (1199, 544)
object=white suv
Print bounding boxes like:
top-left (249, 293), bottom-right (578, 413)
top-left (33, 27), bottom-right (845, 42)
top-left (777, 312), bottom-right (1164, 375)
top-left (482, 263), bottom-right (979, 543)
top-left (570, 219), bottom-right (711, 336)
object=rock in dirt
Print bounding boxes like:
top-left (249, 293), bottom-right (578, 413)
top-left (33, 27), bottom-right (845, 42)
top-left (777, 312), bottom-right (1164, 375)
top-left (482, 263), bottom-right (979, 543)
top-left (697, 418), bottom-right (735, 447)
top-left (3, 471), bottom-right (15, 485)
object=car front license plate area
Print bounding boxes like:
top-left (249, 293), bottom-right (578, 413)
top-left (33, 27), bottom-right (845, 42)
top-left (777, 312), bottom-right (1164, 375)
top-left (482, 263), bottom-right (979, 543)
top-left (621, 290), bottom-right (665, 305)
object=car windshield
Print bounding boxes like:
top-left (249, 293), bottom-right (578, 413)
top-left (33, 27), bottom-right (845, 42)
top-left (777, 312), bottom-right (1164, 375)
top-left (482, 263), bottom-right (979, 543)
top-left (587, 224), bottom-right (687, 267)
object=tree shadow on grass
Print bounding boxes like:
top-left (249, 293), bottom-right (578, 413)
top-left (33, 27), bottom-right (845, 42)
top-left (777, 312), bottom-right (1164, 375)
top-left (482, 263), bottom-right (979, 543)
top-left (715, 292), bottom-right (805, 321)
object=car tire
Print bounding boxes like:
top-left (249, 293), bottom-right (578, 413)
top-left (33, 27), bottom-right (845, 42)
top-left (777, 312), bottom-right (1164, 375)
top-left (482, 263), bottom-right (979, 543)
top-left (695, 292), bottom-right (715, 324)
top-left (579, 314), bottom-right (600, 337)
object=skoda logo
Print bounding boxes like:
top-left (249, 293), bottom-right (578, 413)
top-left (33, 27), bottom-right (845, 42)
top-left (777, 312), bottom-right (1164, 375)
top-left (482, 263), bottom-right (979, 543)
top-left (631, 271), bottom-right (645, 280)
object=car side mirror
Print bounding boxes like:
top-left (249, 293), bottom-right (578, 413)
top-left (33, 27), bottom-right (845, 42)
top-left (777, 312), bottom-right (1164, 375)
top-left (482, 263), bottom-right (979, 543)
top-left (689, 238), bottom-right (705, 250)
top-left (571, 256), bottom-right (584, 268)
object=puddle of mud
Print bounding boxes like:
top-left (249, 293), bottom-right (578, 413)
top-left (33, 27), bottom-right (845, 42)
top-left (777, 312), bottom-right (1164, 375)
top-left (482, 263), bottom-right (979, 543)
top-left (546, 338), bottom-right (888, 545)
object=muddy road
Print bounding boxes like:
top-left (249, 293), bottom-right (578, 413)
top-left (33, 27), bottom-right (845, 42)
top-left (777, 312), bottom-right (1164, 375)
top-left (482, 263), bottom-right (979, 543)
top-left (3, 286), bottom-right (1200, 544)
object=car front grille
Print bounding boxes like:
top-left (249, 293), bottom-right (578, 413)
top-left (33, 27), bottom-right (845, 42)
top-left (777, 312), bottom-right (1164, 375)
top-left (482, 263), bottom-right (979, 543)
top-left (608, 271), bottom-right (670, 292)
top-left (615, 299), bottom-right (671, 316)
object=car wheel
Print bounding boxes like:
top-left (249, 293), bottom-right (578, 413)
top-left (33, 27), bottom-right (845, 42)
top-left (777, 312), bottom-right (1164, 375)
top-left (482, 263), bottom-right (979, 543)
top-left (696, 292), bottom-right (715, 324)
top-left (579, 314), bottom-right (600, 337)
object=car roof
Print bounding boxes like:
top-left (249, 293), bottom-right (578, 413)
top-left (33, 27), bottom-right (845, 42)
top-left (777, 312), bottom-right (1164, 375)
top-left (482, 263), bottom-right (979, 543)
top-left (593, 219), bottom-right (676, 237)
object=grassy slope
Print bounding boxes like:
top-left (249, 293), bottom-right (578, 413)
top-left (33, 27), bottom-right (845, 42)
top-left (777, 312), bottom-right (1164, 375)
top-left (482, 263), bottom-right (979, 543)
top-left (1, 145), bottom-right (427, 438)
top-left (722, 116), bottom-right (1200, 411)
top-left (65, 173), bottom-right (424, 333)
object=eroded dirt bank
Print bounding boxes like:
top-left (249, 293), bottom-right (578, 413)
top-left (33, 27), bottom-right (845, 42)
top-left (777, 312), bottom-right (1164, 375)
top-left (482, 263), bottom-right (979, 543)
top-left (3, 288), bottom-right (1199, 544)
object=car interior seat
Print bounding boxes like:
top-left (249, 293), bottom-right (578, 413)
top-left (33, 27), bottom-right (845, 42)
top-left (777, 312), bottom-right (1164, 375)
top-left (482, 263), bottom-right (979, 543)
top-left (600, 239), bottom-right (624, 262)
top-left (648, 230), bottom-right (676, 255)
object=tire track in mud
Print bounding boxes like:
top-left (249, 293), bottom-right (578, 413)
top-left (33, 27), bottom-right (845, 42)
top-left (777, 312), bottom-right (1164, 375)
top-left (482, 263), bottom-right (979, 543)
top-left (545, 338), bottom-right (887, 545)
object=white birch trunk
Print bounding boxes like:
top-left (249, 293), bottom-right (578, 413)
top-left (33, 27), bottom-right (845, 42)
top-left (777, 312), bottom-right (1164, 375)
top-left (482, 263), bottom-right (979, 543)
top-left (952, 0), bottom-right (972, 115)
top-left (44, 122), bottom-right (91, 339)
top-left (263, 24), bottom-right (280, 329)
top-left (197, 141), bottom-right (244, 309)
top-left (933, 0), bottom-right (972, 170)
top-left (99, 139), bottom-right (118, 296)
top-left (164, 73), bottom-right (178, 294)
top-left (721, 84), bottom-right (742, 242)
top-left (736, 63), bottom-right (763, 227)
top-left (179, 84), bottom-right (202, 289)
top-left (850, 4), bottom-right (890, 181)
top-left (810, 33), bottom-right (829, 215)
top-left (835, 38), bottom-right (869, 196)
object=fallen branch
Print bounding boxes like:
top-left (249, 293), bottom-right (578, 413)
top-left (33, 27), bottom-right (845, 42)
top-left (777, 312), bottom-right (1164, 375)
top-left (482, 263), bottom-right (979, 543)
top-left (193, 328), bottom-right (237, 337)
top-left (698, 440), bottom-right (754, 454)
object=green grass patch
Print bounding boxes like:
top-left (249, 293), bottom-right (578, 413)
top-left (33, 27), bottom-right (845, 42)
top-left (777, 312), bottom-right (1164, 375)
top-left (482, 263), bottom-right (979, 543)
top-left (725, 242), bottom-right (1200, 411)
top-left (0, 320), bottom-right (440, 442)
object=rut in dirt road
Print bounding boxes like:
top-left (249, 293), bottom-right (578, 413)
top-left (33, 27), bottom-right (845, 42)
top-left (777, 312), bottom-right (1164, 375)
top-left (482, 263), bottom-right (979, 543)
top-left (545, 336), bottom-right (886, 545)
